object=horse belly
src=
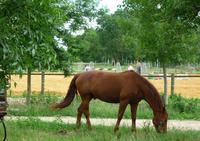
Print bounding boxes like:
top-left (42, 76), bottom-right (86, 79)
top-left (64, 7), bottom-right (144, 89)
top-left (98, 97), bottom-right (120, 103)
top-left (92, 88), bottom-right (120, 103)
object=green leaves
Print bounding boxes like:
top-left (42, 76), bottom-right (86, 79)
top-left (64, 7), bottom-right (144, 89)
top-left (1, 0), bottom-right (61, 68)
top-left (0, 0), bottom-right (99, 88)
top-left (124, 0), bottom-right (200, 65)
top-left (95, 10), bottom-right (137, 62)
top-left (0, 0), bottom-right (66, 88)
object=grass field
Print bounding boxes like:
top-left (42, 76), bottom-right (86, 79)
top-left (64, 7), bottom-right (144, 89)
top-left (9, 74), bottom-right (200, 98)
top-left (1, 119), bottom-right (200, 141)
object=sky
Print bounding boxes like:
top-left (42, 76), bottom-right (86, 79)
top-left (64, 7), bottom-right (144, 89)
top-left (87, 0), bottom-right (123, 28)
top-left (98, 0), bottom-right (123, 13)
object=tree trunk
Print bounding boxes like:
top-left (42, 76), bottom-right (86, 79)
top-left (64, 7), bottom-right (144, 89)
top-left (26, 68), bottom-right (31, 104)
top-left (162, 64), bottom-right (168, 106)
top-left (41, 71), bottom-right (45, 95)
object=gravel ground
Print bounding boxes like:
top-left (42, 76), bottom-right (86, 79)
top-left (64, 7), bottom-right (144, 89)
top-left (5, 116), bottom-right (200, 131)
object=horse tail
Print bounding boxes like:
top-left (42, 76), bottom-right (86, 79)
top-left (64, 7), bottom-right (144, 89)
top-left (52, 74), bottom-right (80, 109)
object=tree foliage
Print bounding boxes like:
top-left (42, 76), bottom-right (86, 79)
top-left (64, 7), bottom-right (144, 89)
top-left (66, 8), bottom-right (137, 64)
top-left (98, 10), bottom-right (136, 62)
top-left (124, 0), bottom-right (200, 65)
top-left (0, 0), bottom-right (63, 88)
top-left (0, 0), bottom-right (65, 71)
top-left (0, 0), bottom-right (98, 89)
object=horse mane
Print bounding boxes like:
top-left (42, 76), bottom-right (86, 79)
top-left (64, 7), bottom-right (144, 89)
top-left (143, 77), bottom-right (164, 110)
top-left (147, 79), bottom-right (164, 106)
top-left (129, 71), bottom-right (164, 111)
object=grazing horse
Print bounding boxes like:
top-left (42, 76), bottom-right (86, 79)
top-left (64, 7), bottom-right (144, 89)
top-left (52, 71), bottom-right (168, 133)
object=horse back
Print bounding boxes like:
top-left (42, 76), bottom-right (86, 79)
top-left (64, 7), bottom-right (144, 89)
top-left (75, 71), bottom-right (140, 103)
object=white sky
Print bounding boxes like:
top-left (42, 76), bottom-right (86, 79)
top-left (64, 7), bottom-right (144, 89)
top-left (98, 0), bottom-right (123, 13)
top-left (87, 0), bottom-right (123, 28)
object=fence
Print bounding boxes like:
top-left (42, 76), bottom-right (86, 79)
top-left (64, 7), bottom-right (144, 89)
top-left (143, 74), bottom-right (200, 98)
top-left (9, 72), bottom-right (200, 99)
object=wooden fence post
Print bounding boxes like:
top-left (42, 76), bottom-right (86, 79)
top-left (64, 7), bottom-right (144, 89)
top-left (171, 73), bottom-right (175, 96)
top-left (26, 68), bottom-right (31, 104)
top-left (41, 71), bottom-right (45, 95)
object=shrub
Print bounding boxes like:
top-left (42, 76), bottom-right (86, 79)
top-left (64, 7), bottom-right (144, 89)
top-left (169, 94), bottom-right (200, 114)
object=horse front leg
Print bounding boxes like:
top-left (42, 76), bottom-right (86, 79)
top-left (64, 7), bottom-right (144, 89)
top-left (114, 99), bottom-right (129, 132)
top-left (130, 102), bottom-right (139, 132)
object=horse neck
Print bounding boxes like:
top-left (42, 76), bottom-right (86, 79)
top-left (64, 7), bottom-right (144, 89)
top-left (142, 86), bottom-right (164, 116)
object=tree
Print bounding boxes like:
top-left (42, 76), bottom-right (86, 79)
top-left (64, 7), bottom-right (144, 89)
top-left (74, 29), bottom-right (103, 62)
top-left (96, 9), bottom-right (137, 63)
top-left (123, 0), bottom-right (200, 105)
top-left (0, 0), bottom-right (98, 102)
top-left (55, 0), bottom-right (99, 63)
top-left (0, 0), bottom-right (63, 88)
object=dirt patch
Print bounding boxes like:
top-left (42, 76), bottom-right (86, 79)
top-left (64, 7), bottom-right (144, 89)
top-left (9, 75), bottom-right (200, 98)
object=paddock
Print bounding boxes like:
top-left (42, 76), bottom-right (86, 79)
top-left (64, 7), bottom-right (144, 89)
top-left (9, 73), bottom-right (200, 98)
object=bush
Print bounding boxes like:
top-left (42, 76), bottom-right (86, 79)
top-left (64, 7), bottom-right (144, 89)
top-left (169, 94), bottom-right (200, 114)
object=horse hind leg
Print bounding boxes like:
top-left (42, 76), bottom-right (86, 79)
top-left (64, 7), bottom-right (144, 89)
top-left (114, 99), bottom-right (129, 132)
top-left (76, 96), bottom-right (92, 129)
top-left (76, 102), bottom-right (84, 129)
top-left (83, 102), bottom-right (92, 130)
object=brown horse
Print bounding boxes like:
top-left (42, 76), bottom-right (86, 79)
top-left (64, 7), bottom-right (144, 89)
top-left (52, 71), bottom-right (168, 133)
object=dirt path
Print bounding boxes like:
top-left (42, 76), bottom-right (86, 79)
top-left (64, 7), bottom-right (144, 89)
top-left (5, 116), bottom-right (200, 131)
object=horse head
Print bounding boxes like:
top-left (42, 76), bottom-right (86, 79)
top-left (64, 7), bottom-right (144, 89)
top-left (153, 107), bottom-right (168, 133)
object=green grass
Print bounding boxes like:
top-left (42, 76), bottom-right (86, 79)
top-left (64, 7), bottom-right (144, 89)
top-left (7, 94), bottom-right (153, 118)
top-left (7, 94), bottom-right (200, 120)
top-left (1, 119), bottom-right (200, 141)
